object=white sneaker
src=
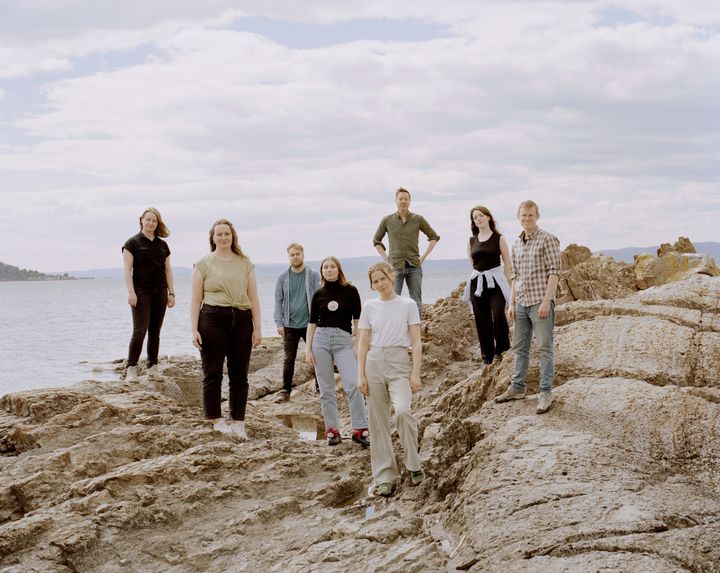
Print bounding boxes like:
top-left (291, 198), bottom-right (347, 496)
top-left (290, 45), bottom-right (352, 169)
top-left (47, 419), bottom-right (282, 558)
top-left (229, 420), bottom-right (248, 440)
top-left (536, 391), bottom-right (554, 414)
top-left (495, 385), bottom-right (526, 403)
top-left (212, 420), bottom-right (232, 434)
top-left (125, 366), bottom-right (139, 382)
top-left (147, 364), bottom-right (165, 381)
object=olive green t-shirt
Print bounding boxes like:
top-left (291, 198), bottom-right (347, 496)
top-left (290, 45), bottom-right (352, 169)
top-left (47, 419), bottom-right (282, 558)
top-left (195, 253), bottom-right (255, 310)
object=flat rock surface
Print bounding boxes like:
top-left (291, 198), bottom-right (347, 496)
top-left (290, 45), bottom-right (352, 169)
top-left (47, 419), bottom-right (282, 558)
top-left (1, 275), bottom-right (719, 572)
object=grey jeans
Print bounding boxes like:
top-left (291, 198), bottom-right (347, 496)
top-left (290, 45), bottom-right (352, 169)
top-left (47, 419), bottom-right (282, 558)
top-left (312, 327), bottom-right (368, 431)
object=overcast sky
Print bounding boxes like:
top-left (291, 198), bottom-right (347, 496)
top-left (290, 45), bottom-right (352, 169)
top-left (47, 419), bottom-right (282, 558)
top-left (1, 1), bottom-right (718, 272)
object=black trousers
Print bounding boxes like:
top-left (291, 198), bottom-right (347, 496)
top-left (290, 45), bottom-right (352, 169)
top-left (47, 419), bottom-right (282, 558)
top-left (198, 305), bottom-right (253, 420)
top-left (282, 326), bottom-right (317, 394)
top-left (128, 287), bottom-right (168, 367)
top-left (470, 276), bottom-right (510, 363)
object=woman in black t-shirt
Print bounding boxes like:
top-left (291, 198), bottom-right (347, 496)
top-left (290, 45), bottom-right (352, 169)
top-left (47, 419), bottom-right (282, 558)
top-left (464, 205), bottom-right (511, 364)
top-left (122, 207), bottom-right (175, 382)
top-left (305, 256), bottom-right (369, 448)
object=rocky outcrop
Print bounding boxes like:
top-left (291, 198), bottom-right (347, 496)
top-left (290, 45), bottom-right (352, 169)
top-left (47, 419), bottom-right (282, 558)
top-left (634, 251), bottom-right (719, 289)
top-left (557, 254), bottom-right (637, 304)
top-left (1, 275), bottom-right (719, 572)
top-left (657, 236), bottom-right (696, 257)
top-left (558, 236), bottom-right (719, 303)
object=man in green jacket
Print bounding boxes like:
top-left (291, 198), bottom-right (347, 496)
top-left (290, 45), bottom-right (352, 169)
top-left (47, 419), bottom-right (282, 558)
top-left (373, 187), bottom-right (440, 318)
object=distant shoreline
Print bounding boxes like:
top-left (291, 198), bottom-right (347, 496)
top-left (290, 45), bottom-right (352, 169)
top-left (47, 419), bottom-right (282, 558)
top-left (7, 240), bottom-right (720, 279)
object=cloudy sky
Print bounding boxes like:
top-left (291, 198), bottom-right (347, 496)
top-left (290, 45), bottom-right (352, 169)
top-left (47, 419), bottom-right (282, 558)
top-left (1, 0), bottom-right (718, 272)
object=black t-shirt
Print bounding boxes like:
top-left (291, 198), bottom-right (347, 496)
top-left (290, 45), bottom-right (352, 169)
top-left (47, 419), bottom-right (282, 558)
top-left (309, 281), bottom-right (361, 334)
top-left (122, 232), bottom-right (171, 290)
top-left (469, 232), bottom-right (501, 272)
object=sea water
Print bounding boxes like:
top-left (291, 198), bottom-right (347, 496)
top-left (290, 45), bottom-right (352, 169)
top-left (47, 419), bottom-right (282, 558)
top-left (0, 270), bottom-right (468, 395)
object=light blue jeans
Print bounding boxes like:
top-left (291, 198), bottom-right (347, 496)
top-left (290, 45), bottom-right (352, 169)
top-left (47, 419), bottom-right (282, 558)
top-left (510, 302), bottom-right (555, 392)
top-left (312, 327), bottom-right (368, 431)
top-left (394, 265), bottom-right (423, 318)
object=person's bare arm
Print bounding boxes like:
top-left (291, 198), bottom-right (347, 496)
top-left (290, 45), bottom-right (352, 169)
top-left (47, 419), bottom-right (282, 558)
top-left (419, 240), bottom-right (438, 265)
top-left (122, 249), bottom-right (136, 307)
top-left (357, 329), bottom-right (371, 396)
top-left (409, 323), bottom-right (422, 392)
top-left (305, 323), bottom-right (317, 366)
top-left (190, 268), bottom-right (204, 349)
top-left (247, 269), bottom-right (262, 347)
top-left (499, 236), bottom-right (512, 282)
top-left (165, 257), bottom-right (175, 308)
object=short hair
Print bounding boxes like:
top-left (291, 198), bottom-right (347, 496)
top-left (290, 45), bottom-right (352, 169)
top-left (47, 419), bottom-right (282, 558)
top-left (286, 242), bottom-right (304, 253)
top-left (367, 261), bottom-right (396, 290)
top-left (517, 200), bottom-right (540, 217)
top-left (395, 187), bottom-right (411, 199)
top-left (139, 207), bottom-right (170, 238)
top-left (319, 256), bottom-right (350, 286)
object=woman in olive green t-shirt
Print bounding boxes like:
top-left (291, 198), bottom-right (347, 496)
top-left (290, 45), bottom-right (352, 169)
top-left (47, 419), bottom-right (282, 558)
top-left (190, 219), bottom-right (262, 440)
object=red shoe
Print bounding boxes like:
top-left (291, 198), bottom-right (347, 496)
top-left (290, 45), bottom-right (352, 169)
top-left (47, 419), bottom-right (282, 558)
top-left (326, 428), bottom-right (342, 446)
top-left (352, 428), bottom-right (370, 448)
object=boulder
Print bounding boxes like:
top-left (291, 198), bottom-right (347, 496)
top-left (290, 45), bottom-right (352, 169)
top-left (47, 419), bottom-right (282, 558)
top-left (635, 252), bottom-right (720, 289)
top-left (657, 236), bottom-right (696, 256)
top-left (558, 255), bottom-right (637, 304)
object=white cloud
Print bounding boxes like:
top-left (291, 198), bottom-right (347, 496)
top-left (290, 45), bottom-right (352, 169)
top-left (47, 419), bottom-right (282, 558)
top-left (0, 1), bottom-right (718, 271)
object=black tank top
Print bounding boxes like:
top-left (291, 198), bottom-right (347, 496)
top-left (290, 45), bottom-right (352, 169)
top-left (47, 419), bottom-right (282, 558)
top-left (469, 232), bottom-right (501, 272)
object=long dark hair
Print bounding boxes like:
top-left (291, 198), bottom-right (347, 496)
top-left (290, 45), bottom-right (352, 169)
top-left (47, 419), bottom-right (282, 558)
top-left (320, 256), bottom-right (350, 286)
top-left (470, 205), bottom-right (500, 236)
top-left (208, 219), bottom-right (245, 257)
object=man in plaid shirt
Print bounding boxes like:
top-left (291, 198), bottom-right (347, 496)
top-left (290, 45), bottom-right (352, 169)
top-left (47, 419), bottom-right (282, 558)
top-left (495, 200), bottom-right (561, 414)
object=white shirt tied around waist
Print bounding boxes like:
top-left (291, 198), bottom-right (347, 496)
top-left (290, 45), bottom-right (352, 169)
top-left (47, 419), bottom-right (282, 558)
top-left (461, 265), bottom-right (511, 309)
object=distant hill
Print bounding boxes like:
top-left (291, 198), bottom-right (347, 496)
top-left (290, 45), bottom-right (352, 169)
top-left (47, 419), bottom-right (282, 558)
top-left (598, 242), bottom-right (720, 264)
top-left (55, 243), bottom-right (720, 277)
top-left (62, 256), bottom-right (470, 279)
top-left (0, 261), bottom-right (73, 282)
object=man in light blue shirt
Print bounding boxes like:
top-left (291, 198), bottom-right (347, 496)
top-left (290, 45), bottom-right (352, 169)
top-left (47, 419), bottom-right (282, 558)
top-left (273, 242), bottom-right (320, 402)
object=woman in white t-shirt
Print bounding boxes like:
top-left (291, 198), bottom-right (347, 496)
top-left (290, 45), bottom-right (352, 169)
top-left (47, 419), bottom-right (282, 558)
top-left (357, 262), bottom-right (425, 497)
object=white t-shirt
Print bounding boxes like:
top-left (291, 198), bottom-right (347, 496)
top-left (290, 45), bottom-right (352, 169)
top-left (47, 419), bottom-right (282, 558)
top-left (358, 295), bottom-right (421, 347)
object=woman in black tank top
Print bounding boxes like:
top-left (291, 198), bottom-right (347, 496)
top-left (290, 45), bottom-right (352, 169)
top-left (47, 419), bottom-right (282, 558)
top-left (467, 206), bottom-right (512, 364)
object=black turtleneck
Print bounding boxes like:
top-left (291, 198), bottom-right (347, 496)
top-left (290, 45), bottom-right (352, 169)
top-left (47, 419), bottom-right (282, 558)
top-left (309, 280), bottom-right (362, 333)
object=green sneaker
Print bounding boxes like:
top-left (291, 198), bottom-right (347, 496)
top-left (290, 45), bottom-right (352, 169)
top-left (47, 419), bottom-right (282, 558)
top-left (410, 469), bottom-right (425, 486)
top-left (375, 483), bottom-right (394, 497)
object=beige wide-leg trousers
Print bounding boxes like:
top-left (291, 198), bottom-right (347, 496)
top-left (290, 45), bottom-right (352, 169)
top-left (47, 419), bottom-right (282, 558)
top-left (366, 346), bottom-right (421, 484)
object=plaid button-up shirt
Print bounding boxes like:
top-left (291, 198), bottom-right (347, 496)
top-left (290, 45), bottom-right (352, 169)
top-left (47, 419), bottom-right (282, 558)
top-left (510, 227), bottom-right (561, 306)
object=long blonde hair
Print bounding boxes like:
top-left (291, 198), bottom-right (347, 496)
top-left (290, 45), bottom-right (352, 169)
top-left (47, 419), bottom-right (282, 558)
top-left (139, 207), bottom-right (170, 238)
top-left (208, 219), bottom-right (245, 257)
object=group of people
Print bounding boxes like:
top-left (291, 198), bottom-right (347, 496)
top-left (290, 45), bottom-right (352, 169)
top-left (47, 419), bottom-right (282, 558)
top-left (121, 191), bottom-right (560, 496)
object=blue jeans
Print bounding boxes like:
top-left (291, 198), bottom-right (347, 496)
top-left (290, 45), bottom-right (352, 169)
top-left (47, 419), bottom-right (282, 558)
top-left (510, 302), bottom-right (555, 392)
top-left (394, 265), bottom-right (422, 318)
top-left (312, 327), bottom-right (368, 431)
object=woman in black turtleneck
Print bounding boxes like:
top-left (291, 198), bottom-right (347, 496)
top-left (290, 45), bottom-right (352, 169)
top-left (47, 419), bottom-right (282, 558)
top-left (305, 256), bottom-right (369, 448)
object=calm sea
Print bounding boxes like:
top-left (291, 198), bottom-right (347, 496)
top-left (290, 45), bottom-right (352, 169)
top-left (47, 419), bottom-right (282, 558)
top-left (0, 270), bottom-right (468, 396)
